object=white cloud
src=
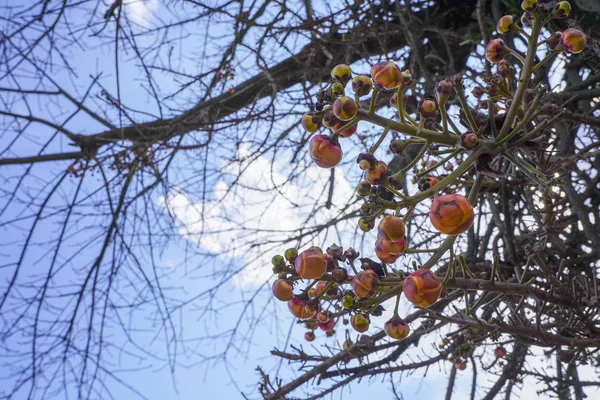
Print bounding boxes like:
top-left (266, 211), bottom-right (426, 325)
top-left (125, 0), bottom-right (158, 28)
top-left (159, 144), bottom-right (355, 287)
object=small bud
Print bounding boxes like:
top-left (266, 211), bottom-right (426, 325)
top-left (430, 193), bottom-right (475, 235)
top-left (352, 75), bottom-right (373, 97)
top-left (331, 82), bottom-right (344, 96)
top-left (356, 153), bottom-right (378, 170)
top-left (295, 247), bottom-right (327, 279)
top-left (365, 161), bottom-right (388, 185)
top-left (343, 248), bottom-right (359, 263)
top-left (378, 215), bottom-right (406, 241)
top-left (342, 295), bottom-right (355, 309)
top-left (494, 347), bottom-right (507, 358)
top-left (331, 64), bottom-right (352, 86)
top-left (460, 131), bottom-right (479, 149)
top-left (547, 32), bottom-right (562, 52)
top-left (402, 269), bottom-right (443, 307)
top-left (351, 313), bottom-right (370, 333)
top-left (371, 61), bottom-right (403, 89)
top-left (384, 317), bottom-right (410, 339)
top-left (332, 267), bottom-right (349, 283)
top-left (418, 176), bottom-right (440, 192)
top-left (561, 28), bottom-right (586, 54)
top-left (352, 270), bottom-right (378, 298)
top-left (272, 254), bottom-right (286, 267)
top-left (358, 217), bottom-right (375, 233)
top-left (326, 244), bottom-right (343, 258)
top-left (272, 279), bottom-right (294, 301)
top-left (356, 181), bottom-right (372, 197)
top-left (301, 113), bottom-right (321, 133)
top-left (418, 98), bottom-right (439, 119)
top-left (486, 39), bottom-right (510, 63)
top-left (521, 0), bottom-right (537, 11)
top-left (284, 248), bottom-right (298, 261)
top-left (333, 96), bottom-right (358, 121)
top-left (497, 15), bottom-right (518, 34)
top-left (435, 79), bottom-right (454, 103)
top-left (521, 11), bottom-right (534, 27)
top-left (304, 331), bottom-right (316, 342)
top-left (331, 122), bottom-right (357, 138)
top-left (471, 86), bottom-right (485, 99)
top-left (497, 60), bottom-right (510, 78)
top-left (310, 134), bottom-right (343, 168)
top-left (322, 111), bottom-right (341, 129)
top-left (551, 1), bottom-right (570, 18)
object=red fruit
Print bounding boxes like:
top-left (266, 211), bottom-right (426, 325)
top-left (272, 279), bottom-right (293, 301)
top-left (331, 121), bottom-right (358, 138)
top-left (376, 235), bottom-right (407, 255)
top-left (378, 215), bottom-right (406, 241)
top-left (288, 296), bottom-right (317, 319)
top-left (309, 134), bottom-right (343, 169)
top-left (351, 313), bottom-right (370, 333)
top-left (371, 61), bottom-right (403, 89)
top-left (295, 247), bottom-right (327, 279)
top-left (494, 347), bottom-right (507, 358)
top-left (305, 331), bottom-right (316, 342)
top-left (402, 269), bottom-right (442, 307)
top-left (319, 318), bottom-right (336, 331)
top-left (430, 193), bottom-right (475, 235)
top-left (455, 360), bottom-right (467, 370)
top-left (352, 270), bottom-right (378, 298)
top-left (384, 317), bottom-right (410, 339)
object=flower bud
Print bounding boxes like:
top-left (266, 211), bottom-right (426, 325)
top-left (351, 313), bottom-right (370, 333)
top-left (288, 295), bottom-right (317, 319)
top-left (402, 268), bottom-right (443, 307)
top-left (547, 32), bottom-right (562, 52)
top-left (460, 132), bottom-right (479, 149)
top-left (310, 134), bottom-right (343, 168)
top-left (315, 310), bottom-right (330, 324)
top-left (272, 254), bottom-right (286, 267)
top-left (561, 28), bottom-right (586, 54)
top-left (356, 181), bottom-right (372, 196)
top-left (358, 217), bottom-right (375, 233)
top-left (375, 246), bottom-right (399, 264)
top-left (326, 244), bottom-right (343, 258)
top-left (332, 267), bottom-right (349, 283)
top-left (365, 161), bottom-right (388, 184)
top-left (352, 75), bottom-right (373, 97)
top-left (371, 61), bottom-right (403, 89)
top-left (435, 79), bottom-right (454, 103)
top-left (494, 347), bottom-right (507, 358)
top-left (497, 60), bottom-right (510, 78)
top-left (402, 69), bottom-right (414, 86)
top-left (430, 193), bottom-right (475, 235)
top-left (305, 331), bottom-right (315, 341)
top-left (471, 86), bottom-right (485, 99)
top-left (376, 235), bottom-right (407, 255)
top-left (521, 11), bottom-right (534, 27)
top-left (455, 360), bottom-right (467, 370)
top-left (272, 279), bottom-right (294, 301)
top-left (497, 15), bottom-right (518, 34)
top-left (384, 317), bottom-right (410, 339)
top-left (322, 111), bottom-right (341, 129)
top-left (521, 0), bottom-right (537, 11)
top-left (295, 247), bottom-right (327, 279)
top-left (331, 82), bottom-right (344, 96)
top-left (342, 295), bottom-right (355, 309)
top-left (551, 1), bottom-right (570, 18)
top-left (378, 215), bottom-right (406, 241)
top-left (333, 96), bottom-right (359, 121)
top-left (331, 64), bottom-right (352, 86)
top-left (284, 248), bottom-right (298, 261)
top-left (486, 39), bottom-right (510, 63)
top-left (352, 270), bottom-right (378, 298)
top-left (357, 153), bottom-right (377, 170)
top-left (301, 113), bottom-right (321, 133)
top-left (418, 98), bottom-right (438, 119)
top-left (331, 122), bottom-right (358, 138)
top-left (418, 176), bottom-right (440, 192)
